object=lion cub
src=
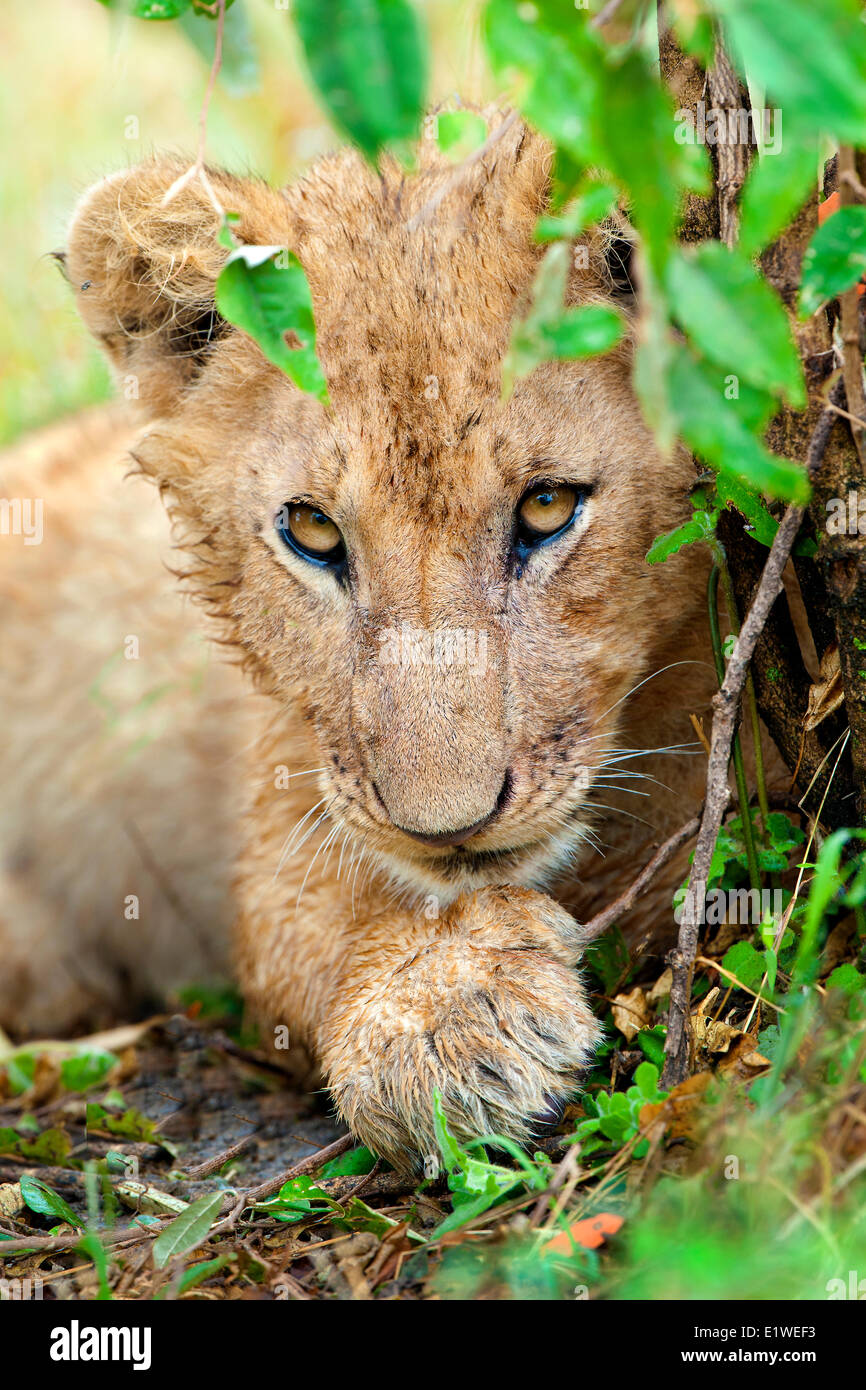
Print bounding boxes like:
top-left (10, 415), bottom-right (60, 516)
top-left (3, 116), bottom-right (712, 1165)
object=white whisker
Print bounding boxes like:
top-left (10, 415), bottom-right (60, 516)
top-left (296, 819), bottom-right (340, 909)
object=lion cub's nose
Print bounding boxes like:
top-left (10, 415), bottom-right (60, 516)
top-left (399, 810), bottom-right (496, 848)
top-left (395, 773), bottom-right (512, 848)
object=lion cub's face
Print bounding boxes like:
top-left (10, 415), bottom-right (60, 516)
top-left (67, 122), bottom-right (696, 902)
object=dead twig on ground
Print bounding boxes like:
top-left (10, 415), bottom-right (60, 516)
top-left (239, 1132), bottom-right (354, 1207)
top-left (180, 1132), bottom-right (256, 1181)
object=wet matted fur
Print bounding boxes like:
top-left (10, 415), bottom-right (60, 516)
top-left (0, 115), bottom-right (718, 1166)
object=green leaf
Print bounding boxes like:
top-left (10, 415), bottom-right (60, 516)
top-left (584, 926), bottom-right (630, 994)
top-left (825, 963), bottom-right (864, 995)
top-left (765, 812), bottom-right (806, 854)
top-left (502, 243), bottom-right (623, 397)
top-left (710, 0), bottom-right (866, 145)
top-left (634, 285), bottom-right (679, 455)
top-left (721, 941), bottom-right (768, 993)
top-left (20, 1174), bottom-right (82, 1229)
top-left (646, 510), bottom-right (717, 565)
top-left (128, 0), bottom-right (192, 16)
top-left (3, 1052), bottom-right (36, 1096)
top-left (668, 344), bottom-right (810, 503)
top-left (799, 206), bottom-right (866, 318)
top-left (173, 1254), bottom-right (232, 1296)
top-left (667, 243), bottom-right (805, 406)
top-left (714, 470), bottom-right (779, 548)
top-left (483, 0), bottom-right (604, 166)
top-left (485, 2), bottom-right (707, 272)
top-left (61, 1048), bottom-right (118, 1092)
top-left (256, 1174), bottom-right (342, 1224)
top-left (739, 139), bottom-right (818, 260)
top-left (432, 1091), bottom-right (523, 1236)
top-left (86, 1101), bottom-right (171, 1152)
top-left (215, 247), bottom-right (329, 403)
top-left (292, 0), bottom-right (428, 161)
top-left (668, 6), bottom-right (715, 65)
top-left (796, 830), bottom-right (866, 986)
top-left (77, 1233), bottom-right (113, 1300)
top-left (600, 49), bottom-right (709, 272)
top-left (636, 1026), bottom-right (667, 1068)
top-left (0, 1124), bottom-right (71, 1165)
top-left (335, 1196), bottom-right (403, 1239)
top-left (153, 1190), bottom-right (225, 1269)
top-left (436, 111), bottom-right (487, 162)
top-left (633, 1062), bottom-right (663, 1102)
top-left (535, 182), bottom-right (618, 243)
top-left (320, 1144), bottom-right (377, 1178)
top-left (539, 305), bottom-right (624, 359)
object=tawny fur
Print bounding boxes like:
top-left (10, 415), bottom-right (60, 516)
top-left (1, 115), bottom-right (721, 1167)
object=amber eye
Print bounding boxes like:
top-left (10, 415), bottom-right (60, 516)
top-left (275, 502), bottom-right (346, 567)
top-left (516, 484), bottom-right (581, 546)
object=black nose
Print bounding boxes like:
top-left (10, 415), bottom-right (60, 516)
top-left (398, 772), bottom-right (513, 847)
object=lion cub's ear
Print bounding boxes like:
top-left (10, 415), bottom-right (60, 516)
top-left (65, 159), bottom-right (293, 416)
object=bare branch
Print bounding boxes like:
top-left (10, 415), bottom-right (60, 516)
top-left (661, 488), bottom-right (835, 1086)
top-left (580, 814), bottom-right (702, 946)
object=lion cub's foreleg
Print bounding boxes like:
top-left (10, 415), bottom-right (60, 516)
top-left (236, 863), bottom-right (601, 1170)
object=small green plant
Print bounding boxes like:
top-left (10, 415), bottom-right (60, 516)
top-left (431, 1090), bottom-right (552, 1236)
top-left (572, 1061), bottom-right (667, 1161)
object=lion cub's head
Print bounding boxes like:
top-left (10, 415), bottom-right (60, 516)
top-left (66, 115), bottom-right (700, 902)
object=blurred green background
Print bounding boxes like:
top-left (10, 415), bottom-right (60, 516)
top-left (0, 0), bottom-right (488, 446)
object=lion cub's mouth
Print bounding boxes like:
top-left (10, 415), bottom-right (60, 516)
top-left (428, 842), bottom-right (539, 879)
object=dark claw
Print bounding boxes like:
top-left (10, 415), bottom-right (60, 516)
top-left (529, 1094), bottom-right (566, 1136)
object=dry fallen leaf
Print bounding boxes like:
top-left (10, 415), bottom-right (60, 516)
top-left (545, 1212), bottom-right (624, 1254)
top-left (611, 986), bottom-right (650, 1043)
top-left (804, 643), bottom-right (845, 732)
top-left (791, 644), bottom-right (845, 782)
top-left (647, 968), bottom-right (672, 1005)
top-left (23, 1053), bottom-right (62, 1107)
top-left (639, 1072), bottom-right (714, 1144)
top-left (0, 1182), bottom-right (24, 1219)
top-left (716, 1034), bottom-right (771, 1083)
top-left (692, 987), bottom-right (746, 1055)
top-left (115, 1181), bottom-right (189, 1217)
top-left (820, 917), bottom-right (856, 978)
top-left (0, 1016), bottom-right (167, 1067)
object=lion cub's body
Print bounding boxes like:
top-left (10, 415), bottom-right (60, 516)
top-left (0, 116), bottom-right (716, 1163)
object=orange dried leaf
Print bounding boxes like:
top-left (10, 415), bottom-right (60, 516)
top-left (545, 1211), bottom-right (624, 1254)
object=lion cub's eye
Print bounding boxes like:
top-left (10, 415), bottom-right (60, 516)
top-left (276, 502), bottom-right (346, 567)
top-left (516, 484), bottom-right (582, 548)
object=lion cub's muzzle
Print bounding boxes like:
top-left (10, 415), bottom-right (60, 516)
top-left (390, 768), bottom-right (513, 847)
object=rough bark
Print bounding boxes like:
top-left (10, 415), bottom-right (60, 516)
top-left (657, 5), bottom-right (719, 243)
top-left (760, 160), bottom-right (866, 822)
top-left (717, 506), bottom-right (855, 824)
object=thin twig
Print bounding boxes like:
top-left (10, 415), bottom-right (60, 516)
top-left (837, 147), bottom-right (866, 465)
top-left (592, 0), bottom-right (627, 26)
top-left (407, 110), bottom-right (519, 233)
top-left (0, 1220), bottom-right (170, 1257)
top-left (580, 814), bottom-right (701, 944)
top-left (839, 167), bottom-right (866, 202)
top-left (239, 1133), bottom-right (354, 1207)
top-left (661, 403), bottom-right (835, 1087)
top-left (181, 1132), bottom-right (256, 1181)
top-left (160, 0), bottom-right (226, 214)
top-left (824, 397), bottom-right (866, 431)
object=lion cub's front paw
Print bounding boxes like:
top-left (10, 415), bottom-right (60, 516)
top-left (321, 886), bottom-right (602, 1171)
